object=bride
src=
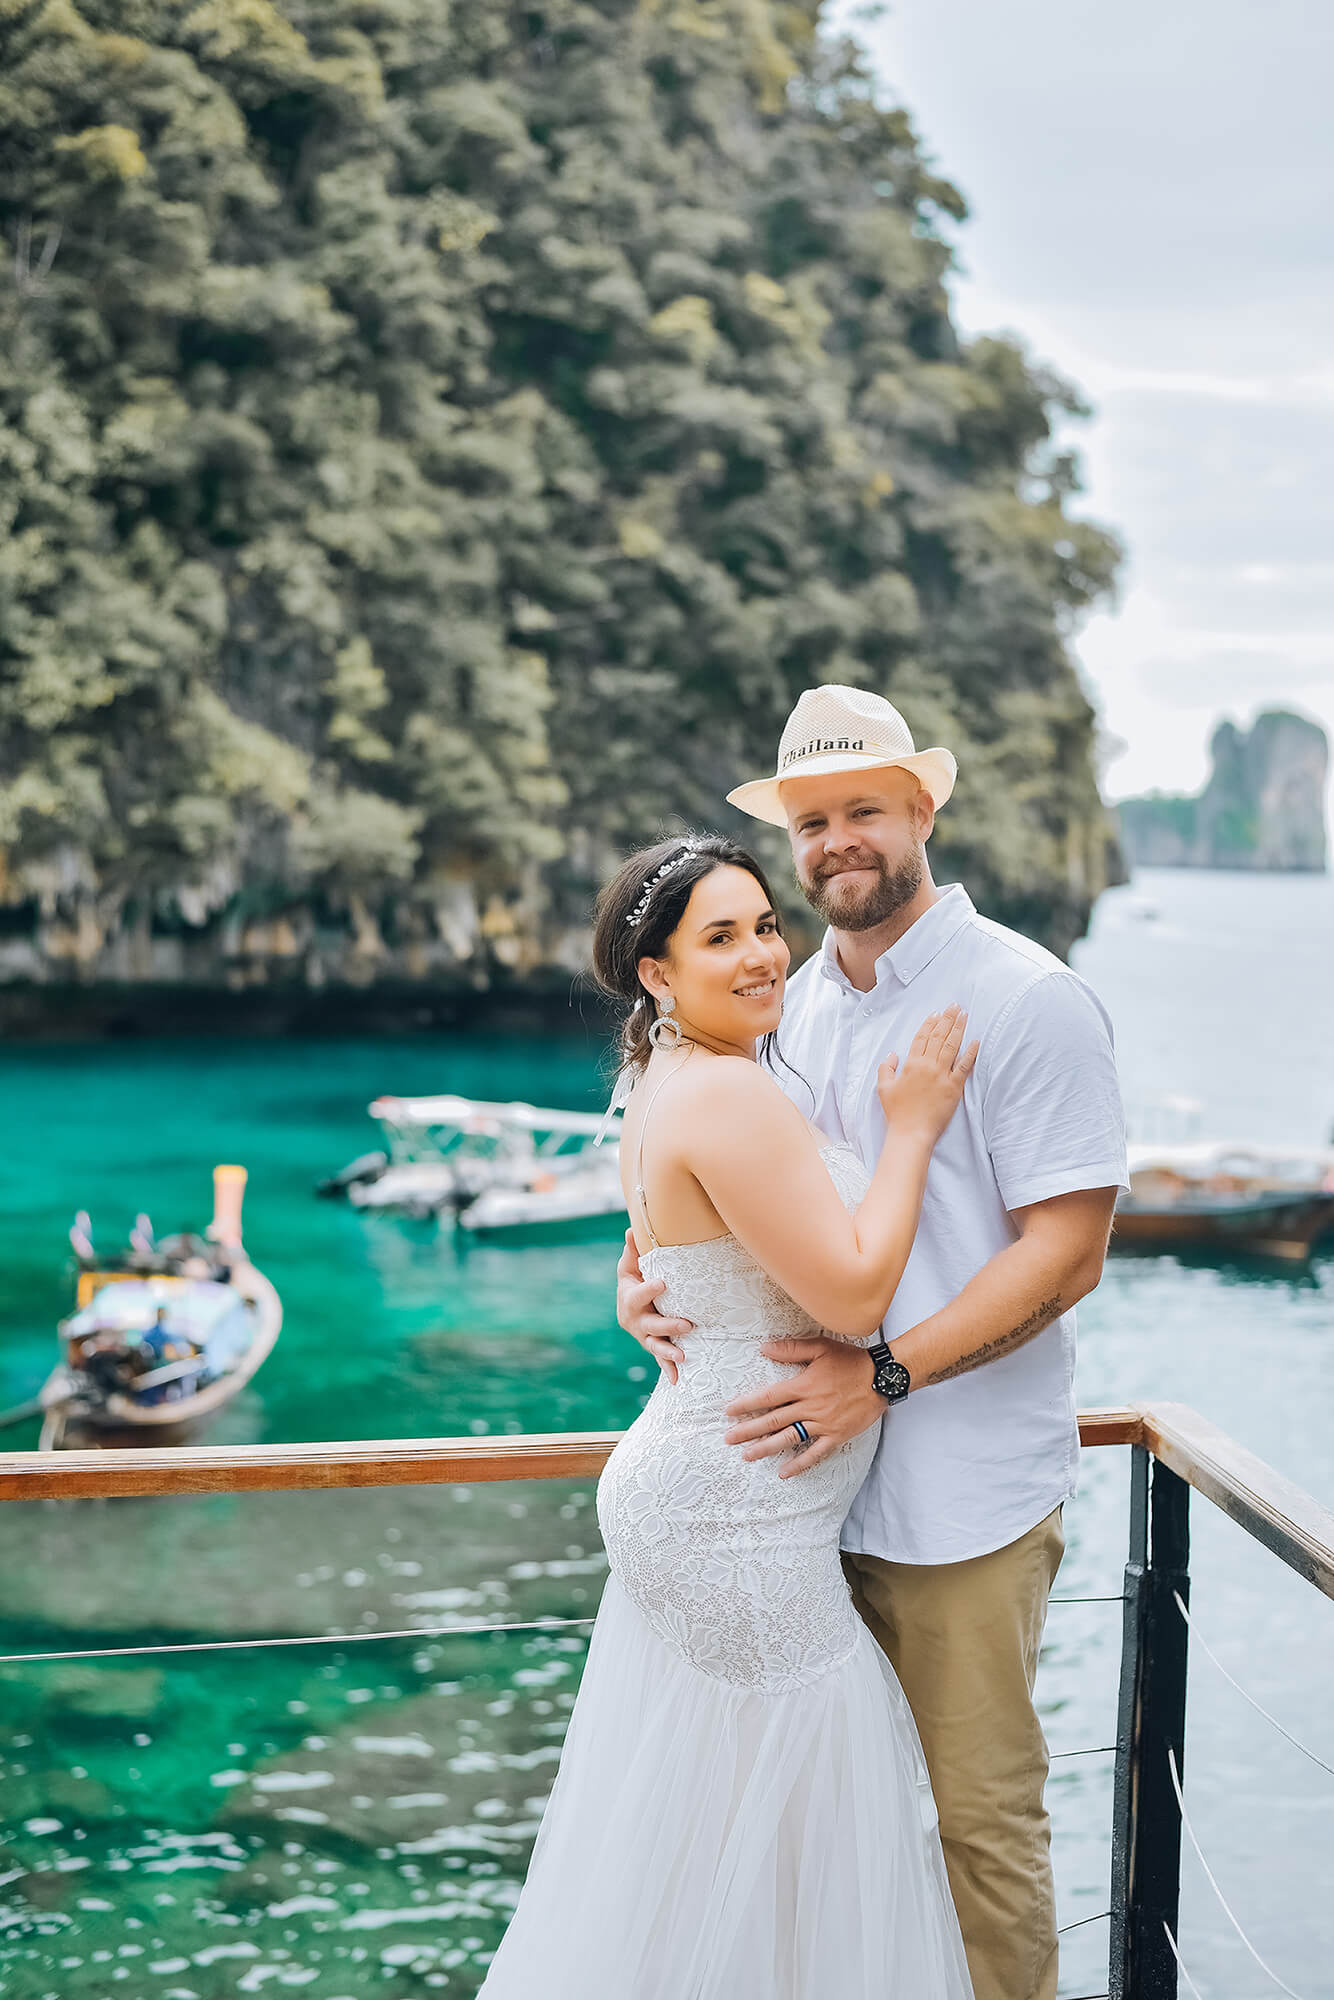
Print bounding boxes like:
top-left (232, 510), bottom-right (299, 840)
top-left (479, 834), bottom-right (977, 2000)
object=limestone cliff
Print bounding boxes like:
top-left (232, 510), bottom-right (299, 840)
top-left (1117, 712), bottom-right (1329, 873)
top-left (0, 0), bottom-right (1125, 1034)
top-left (0, 801), bottom-right (1124, 1038)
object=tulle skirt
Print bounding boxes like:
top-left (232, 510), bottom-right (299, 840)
top-left (478, 1576), bottom-right (974, 2000)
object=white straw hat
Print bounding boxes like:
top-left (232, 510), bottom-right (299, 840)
top-left (727, 684), bottom-right (957, 827)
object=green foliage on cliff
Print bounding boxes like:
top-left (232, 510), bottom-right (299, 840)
top-left (0, 0), bottom-right (1120, 971)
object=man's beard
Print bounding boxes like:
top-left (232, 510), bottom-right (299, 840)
top-left (801, 845), bottom-right (926, 932)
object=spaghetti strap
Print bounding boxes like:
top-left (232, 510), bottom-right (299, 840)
top-left (631, 1051), bottom-right (691, 1251)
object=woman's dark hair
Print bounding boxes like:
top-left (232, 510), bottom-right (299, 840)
top-left (591, 834), bottom-right (783, 1075)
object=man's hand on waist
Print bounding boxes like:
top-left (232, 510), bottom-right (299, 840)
top-left (616, 1227), bottom-right (693, 1385)
top-left (723, 1337), bottom-right (885, 1479)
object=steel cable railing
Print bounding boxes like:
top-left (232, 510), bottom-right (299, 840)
top-left (1045, 1584), bottom-right (1125, 1764)
top-left (1166, 1746), bottom-right (1309, 2000)
top-left (1148, 1581), bottom-right (1334, 2000)
top-left (1172, 1589), bottom-right (1334, 1777)
top-left (0, 1590), bottom-right (1130, 1998)
top-left (0, 1613), bottom-right (599, 1667)
top-left (2, 1570), bottom-right (1134, 1983)
top-left (1043, 1585), bottom-right (1125, 1964)
top-left (1160, 1924), bottom-right (1206, 2000)
top-left (4, 1575), bottom-right (1316, 1999)
top-left (1045, 1597), bottom-right (1123, 1781)
top-left (1108, 1422), bottom-right (1331, 2000)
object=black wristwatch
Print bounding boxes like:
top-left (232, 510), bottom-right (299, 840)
top-left (867, 1339), bottom-right (911, 1405)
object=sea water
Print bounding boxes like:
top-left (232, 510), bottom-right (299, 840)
top-left (0, 867), bottom-right (1330, 1998)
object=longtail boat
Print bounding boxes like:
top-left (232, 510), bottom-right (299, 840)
top-left (1113, 1141), bottom-right (1334, 1261)
top-left (38, 1165), bottom-right (282, 1450)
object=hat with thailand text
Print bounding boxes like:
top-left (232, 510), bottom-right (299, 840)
top-left (726, 684), bottom-right (957, 827)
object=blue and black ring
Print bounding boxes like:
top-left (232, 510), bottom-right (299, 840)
top-left (791, 1420), bottom-right (811, 1447)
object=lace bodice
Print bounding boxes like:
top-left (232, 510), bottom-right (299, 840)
top-left (597, 1145), bottom-right (881, 1693)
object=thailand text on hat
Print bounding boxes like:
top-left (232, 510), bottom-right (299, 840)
top-left (726, 684), bottom-right (957, 827)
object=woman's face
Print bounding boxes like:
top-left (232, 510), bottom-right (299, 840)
top-left (639, 865), bottom-right (789, 1056)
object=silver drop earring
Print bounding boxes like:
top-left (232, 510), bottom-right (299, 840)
top-left (648, 994), bottom-right (684, 1051)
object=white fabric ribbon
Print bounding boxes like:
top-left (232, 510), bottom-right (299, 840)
top-left (595, 1064), bottom-right (635, 1146)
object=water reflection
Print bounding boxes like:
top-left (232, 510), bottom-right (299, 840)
top-left (1, 1625), bottom-right (590, 1996)
top-left (1111, 1242), bottom-right (1331, 1290)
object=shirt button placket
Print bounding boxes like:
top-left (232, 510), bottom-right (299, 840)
top-left (849, 1009), bottom-right (873, 1143)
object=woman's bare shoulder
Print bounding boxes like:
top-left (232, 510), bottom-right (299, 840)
top-left (668, 1053), bottom-right (809, 1134)
top-left (674, 1052), bottom-right (787, 1098)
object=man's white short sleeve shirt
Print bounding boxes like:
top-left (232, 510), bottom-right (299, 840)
top-left (776, 884), bottom-right (1128, 1566)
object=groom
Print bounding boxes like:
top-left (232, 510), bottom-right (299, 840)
top-left (618, 684), bottom-right (1127, 2000)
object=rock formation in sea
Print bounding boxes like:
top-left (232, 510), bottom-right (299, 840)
top-left (1116, 711), bottom-right (1329, 872)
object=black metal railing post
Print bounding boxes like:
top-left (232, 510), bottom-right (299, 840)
top-left (1110, 1444), bottom-right (1191, 1999)
top-left (1110, 1444), bottom-right (1149, 1998)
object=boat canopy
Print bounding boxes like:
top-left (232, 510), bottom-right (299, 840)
top-left (64, 1276), bottom-right (242, 1340)
top-left (368, 1096), bottom-right (615, 1140)
top-left (1127, 1140), bottom-right (1334, 1182)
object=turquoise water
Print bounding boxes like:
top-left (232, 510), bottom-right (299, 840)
top-left (0, 869), bottom-right (1332, 1998)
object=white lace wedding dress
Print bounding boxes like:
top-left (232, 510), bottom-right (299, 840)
top-left (479, 1139), bottom-right (973, 2000)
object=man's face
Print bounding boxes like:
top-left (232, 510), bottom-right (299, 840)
top-left (781, 768), bottom-right (933, 932)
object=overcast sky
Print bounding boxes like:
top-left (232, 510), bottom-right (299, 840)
top-left (830, 0), bottom-right (1333, 803)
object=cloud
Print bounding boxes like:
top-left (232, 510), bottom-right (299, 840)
top-left (1130, 648), bottom-right (1332, 708)
top-left (827, 0), bottom-right (1334, 806)
top-left (1149, 566), bottom-right (1334, 638)
top-left (833, 0), bottom-right (1334, 358)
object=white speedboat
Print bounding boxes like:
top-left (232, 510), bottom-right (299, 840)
top-left (457, 1155), bottom-right (627, 1234)
top-left (319, 1095), bottom-right (627, 1231)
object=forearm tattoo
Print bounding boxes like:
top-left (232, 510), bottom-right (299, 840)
top-left (925, 1294), bottom-right (1064, 1385)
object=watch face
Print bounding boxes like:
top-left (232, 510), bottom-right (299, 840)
top-left (875, 1357), bottom-right (911, 1403)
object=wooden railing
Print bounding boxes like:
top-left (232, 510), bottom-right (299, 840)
top-left (1138, 1402), bottom-right (1334, 1599)
top-left (1, 1401), bottom-right (1330, 2000)
top-left (0, 1407), bottom-right (1141, 1500)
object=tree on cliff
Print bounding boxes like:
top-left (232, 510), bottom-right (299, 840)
top-left (0, 0), bottom-right (1121, 982)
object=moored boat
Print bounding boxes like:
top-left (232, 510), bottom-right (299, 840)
top-left (1113, 1141), bottom-right (1334, 1260)
top-left (39, 1165), bottom-right (282, 1449)
top-left (319, 1095), bottom-right (627, 1231)
top-left (457, 1155), bottom-right (627, 1234)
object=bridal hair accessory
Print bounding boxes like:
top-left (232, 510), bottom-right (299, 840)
top-left (648, 994), bottom-right (684, 1051)
top-left (625, 841), bottom-right (705, 928)
top-left (726, 684), bottom-right (956, 826)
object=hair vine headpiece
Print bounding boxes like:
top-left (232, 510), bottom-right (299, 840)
top-left (625, 840), bottom-right (706, 929)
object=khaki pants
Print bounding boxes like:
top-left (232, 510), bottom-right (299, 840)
top-left (843, 1506), bottom-right (1065, 2000)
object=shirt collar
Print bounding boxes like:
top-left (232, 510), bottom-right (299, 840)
top-left (817, 883), bottom-right (976, 994)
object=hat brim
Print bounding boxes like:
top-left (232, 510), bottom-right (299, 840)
top-left (726, 749), bottom-right (957, 827)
